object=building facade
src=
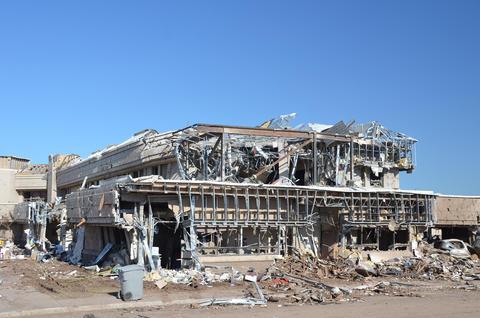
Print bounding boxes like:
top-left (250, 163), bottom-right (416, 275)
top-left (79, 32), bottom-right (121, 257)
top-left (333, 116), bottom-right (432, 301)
top-left (2, 116), bottom-right (479, 269)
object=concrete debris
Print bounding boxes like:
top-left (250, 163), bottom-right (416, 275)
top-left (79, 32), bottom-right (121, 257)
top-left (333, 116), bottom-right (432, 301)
top-left (84, 265), bottom-right (100, 272)
top-left (258, 244), bottom-right (480, 304)
top-left (0, 240), bottom-right (24, 260)
top-left (264, 249), bottom-right (360, 281)
top-left (154, 279), bottom-right (167, 289)
top-left (147, 267), bottom-right (241, 287)
top-left (280, 244), bottom-right (480, 283)
top-left (198, 280), bottom-right (267, 307)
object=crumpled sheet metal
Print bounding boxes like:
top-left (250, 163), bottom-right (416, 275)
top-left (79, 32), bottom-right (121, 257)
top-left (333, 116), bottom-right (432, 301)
top-left (198, 280), bottom-right (266, 307)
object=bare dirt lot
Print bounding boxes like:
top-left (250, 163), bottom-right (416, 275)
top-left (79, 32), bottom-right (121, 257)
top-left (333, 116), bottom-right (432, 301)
top-left (0, 259), bottom-right (479, 318)
top-left (44, 289), bottom-right (480, 318)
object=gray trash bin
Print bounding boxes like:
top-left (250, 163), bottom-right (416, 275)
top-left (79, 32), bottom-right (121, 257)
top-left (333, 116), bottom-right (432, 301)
top-left (118, 264), bottom-right (144, 301)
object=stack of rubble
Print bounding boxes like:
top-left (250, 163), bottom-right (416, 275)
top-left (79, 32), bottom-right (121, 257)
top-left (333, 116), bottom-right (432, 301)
top-left (0, 240), bottom-right (27, 260)
top-left (375, 245), bottom-right (480, 281)
top-left (259, 242), bottom-right (480, 304)
top-left (265, 249), bottom-right (360, 281)
top-left (260, 251), bottom-right (357, 304)
top-left (144, 266), bottom-right (245, 289)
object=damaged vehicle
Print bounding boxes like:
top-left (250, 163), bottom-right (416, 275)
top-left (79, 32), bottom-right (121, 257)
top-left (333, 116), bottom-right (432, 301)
top-left (434, 239), bottom-right (471, 258)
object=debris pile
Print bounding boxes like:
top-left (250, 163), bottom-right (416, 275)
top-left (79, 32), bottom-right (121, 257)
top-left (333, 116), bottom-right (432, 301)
top-left (259, 242), bottom-right (480, 304)
top-left (377, 245), bottom-right (480, 281)
top-left (265, 249), bottom-right (360, 281)
top-left (261, 276), bottom-right (347, 304)
top-left (0, 240), bottom-right (26, 260)
top-left (342, 241), bottom-right (480, 282)
top-left (260, 251), bottom-right (356, 304)
top-left (269, 244), bottom-right (480, 282)
top-left (144, 266), bottom-right (245, 289)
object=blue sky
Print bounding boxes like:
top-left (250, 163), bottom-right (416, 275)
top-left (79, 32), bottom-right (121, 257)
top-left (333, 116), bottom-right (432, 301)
top-left (0, 1), bottom-right (478, 195)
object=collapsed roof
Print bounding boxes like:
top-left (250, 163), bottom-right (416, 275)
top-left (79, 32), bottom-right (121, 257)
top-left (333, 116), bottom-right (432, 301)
top-left (56, 114), bottom-right (417, 189)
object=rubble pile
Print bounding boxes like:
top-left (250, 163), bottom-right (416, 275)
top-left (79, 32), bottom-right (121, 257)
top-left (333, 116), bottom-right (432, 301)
top-left (261, 276), bottom-right (347, 304)
top-left (0, 240), bottom-right (26, 260)
top-left (1, 235), bottom-right (479, 307)
top-left (265, 250), bottom-right (360, 281)
top-left (375, 245), bottom-right (480, 281)
top-left (259, 242), bottom-right (480, 304)
top-left (143, 266), bottom-right (245, 289)
top-left (260, 251), bottom-right (356, 304)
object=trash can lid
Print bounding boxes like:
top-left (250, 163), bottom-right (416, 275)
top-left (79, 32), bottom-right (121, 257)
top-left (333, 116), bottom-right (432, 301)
top-left (118, 264), bottom-right (145, 273)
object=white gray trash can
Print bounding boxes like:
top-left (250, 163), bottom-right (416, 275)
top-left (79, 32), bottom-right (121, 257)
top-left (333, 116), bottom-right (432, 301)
top-left (118, 264), bottom-right (145, 301)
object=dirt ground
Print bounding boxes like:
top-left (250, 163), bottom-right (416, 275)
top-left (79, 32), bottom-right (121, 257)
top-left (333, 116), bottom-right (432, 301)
top-left (0, 259), bottom-right (243, 298)
top-left (1, 259), bottom-right (480, 318)
top-left (127, 290), bottom-right (480, 318)
top-left (55, 289), bottom-right (480, 318)
top-left (1, 259), bottom-right (119, 297)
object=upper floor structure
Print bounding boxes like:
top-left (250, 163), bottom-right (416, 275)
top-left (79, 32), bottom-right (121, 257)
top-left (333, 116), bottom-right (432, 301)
top-left (54, 115), bottom-right (416, 197)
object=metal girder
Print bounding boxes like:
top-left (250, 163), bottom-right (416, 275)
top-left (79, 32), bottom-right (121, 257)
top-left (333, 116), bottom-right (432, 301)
top-left (195, 124), bottom-right (353, 142)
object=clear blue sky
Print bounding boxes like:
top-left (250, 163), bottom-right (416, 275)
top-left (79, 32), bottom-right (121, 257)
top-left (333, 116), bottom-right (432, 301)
top-left (0, 1), bottom-right (478, 195)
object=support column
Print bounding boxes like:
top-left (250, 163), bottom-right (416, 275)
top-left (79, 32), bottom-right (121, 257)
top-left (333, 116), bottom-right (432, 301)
top-left (257, 227), bottom-right (261, 254)
top-left (350, 139), bottom-right (354, 183)
top-left (148, 198), bottom-right (154, 256)
top-left (189, 195), bottom-right (200, 270)
top-left (278, 141), bottom-right (289, 179)
top-left (137, 203), bottom-right (144, 266)
top-left (313, 134), bottom-right (318, 185)
top-left (221, 133), bottom-right (226, 181)
top-left (335, 145), bottom-right (340, 186)
top-left (238, 226), bottom-right (244, 255)
top-left (47, 155), bottom-right (57, 204)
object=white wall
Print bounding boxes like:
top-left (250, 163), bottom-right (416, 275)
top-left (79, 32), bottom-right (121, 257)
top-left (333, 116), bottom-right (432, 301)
top-left (0, 168), bottom-right (23, 220)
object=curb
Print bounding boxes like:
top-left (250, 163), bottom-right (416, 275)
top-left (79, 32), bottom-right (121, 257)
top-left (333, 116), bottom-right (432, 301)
top-left (0, 297), bottom-right (224, 317)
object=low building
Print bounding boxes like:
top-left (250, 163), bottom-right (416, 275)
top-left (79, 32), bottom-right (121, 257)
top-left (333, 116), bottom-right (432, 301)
top-left (0, 156), bottom-right (48, 239)
top-left (54, 118), bottom-right (428, 268)
top-left (4, 116), bottom-right (479, 270)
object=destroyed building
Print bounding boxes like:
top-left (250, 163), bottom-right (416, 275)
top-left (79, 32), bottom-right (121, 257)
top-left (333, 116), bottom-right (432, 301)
top-left (2, 115), bottom-right (479, 270)
top-left (0, 156), bottom-right (48, 241)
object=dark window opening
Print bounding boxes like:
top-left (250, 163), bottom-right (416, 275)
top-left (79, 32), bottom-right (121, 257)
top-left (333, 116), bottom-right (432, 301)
top-left (370, 172), bottom-right (383, 187)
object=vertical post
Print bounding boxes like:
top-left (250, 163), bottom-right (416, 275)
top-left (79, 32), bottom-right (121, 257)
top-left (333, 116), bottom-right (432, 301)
top-left (245, 188), bottom-right (250, 222)
top-left (313, 134), bottom-right (317, 185)
top-left (148, 197), bottom-right (154, 254)
top-left (137, 203), bottom-right (145, 266)
top-left (376, 227), bottom-right (380, 250)
top-left (221, 133), bottom-right (226, 181)
top-left (278, 139), bottom-right (289, 179)
top-left (416, 194), bottom-right (420, 222)
top-left (239, 226), bottom-right (244, 254)
top-left (275, 189), bottom-right (280, 223)
top-left (203, 136), bottom-right (208, 180)
top-left (39, 216), bottom-right (47, 249)
top-left (265, 189), bottom-right (270, 224)
top-left (393, 230), bottom-right (396, 250)
top-left (189, 195), bottom-right (200, 270)
top-left (360, 226), bottom-right (363, 246)
top-left (212, 186), bottom-right (216, 223)
top-left (257, 227), bottom-right (261, 254)
top-left (47, 155), bottom-right (57, 204)
top-left (292, 226), bottom-right (298, 251)
top-left (277, 226), bottom-right (282, 255)
top-left (350, 139), bottom-right (354, 183)
top-left (223, 186), bottom-right (228, 223)
top-left (335, 145), bottom-right (340, 186)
